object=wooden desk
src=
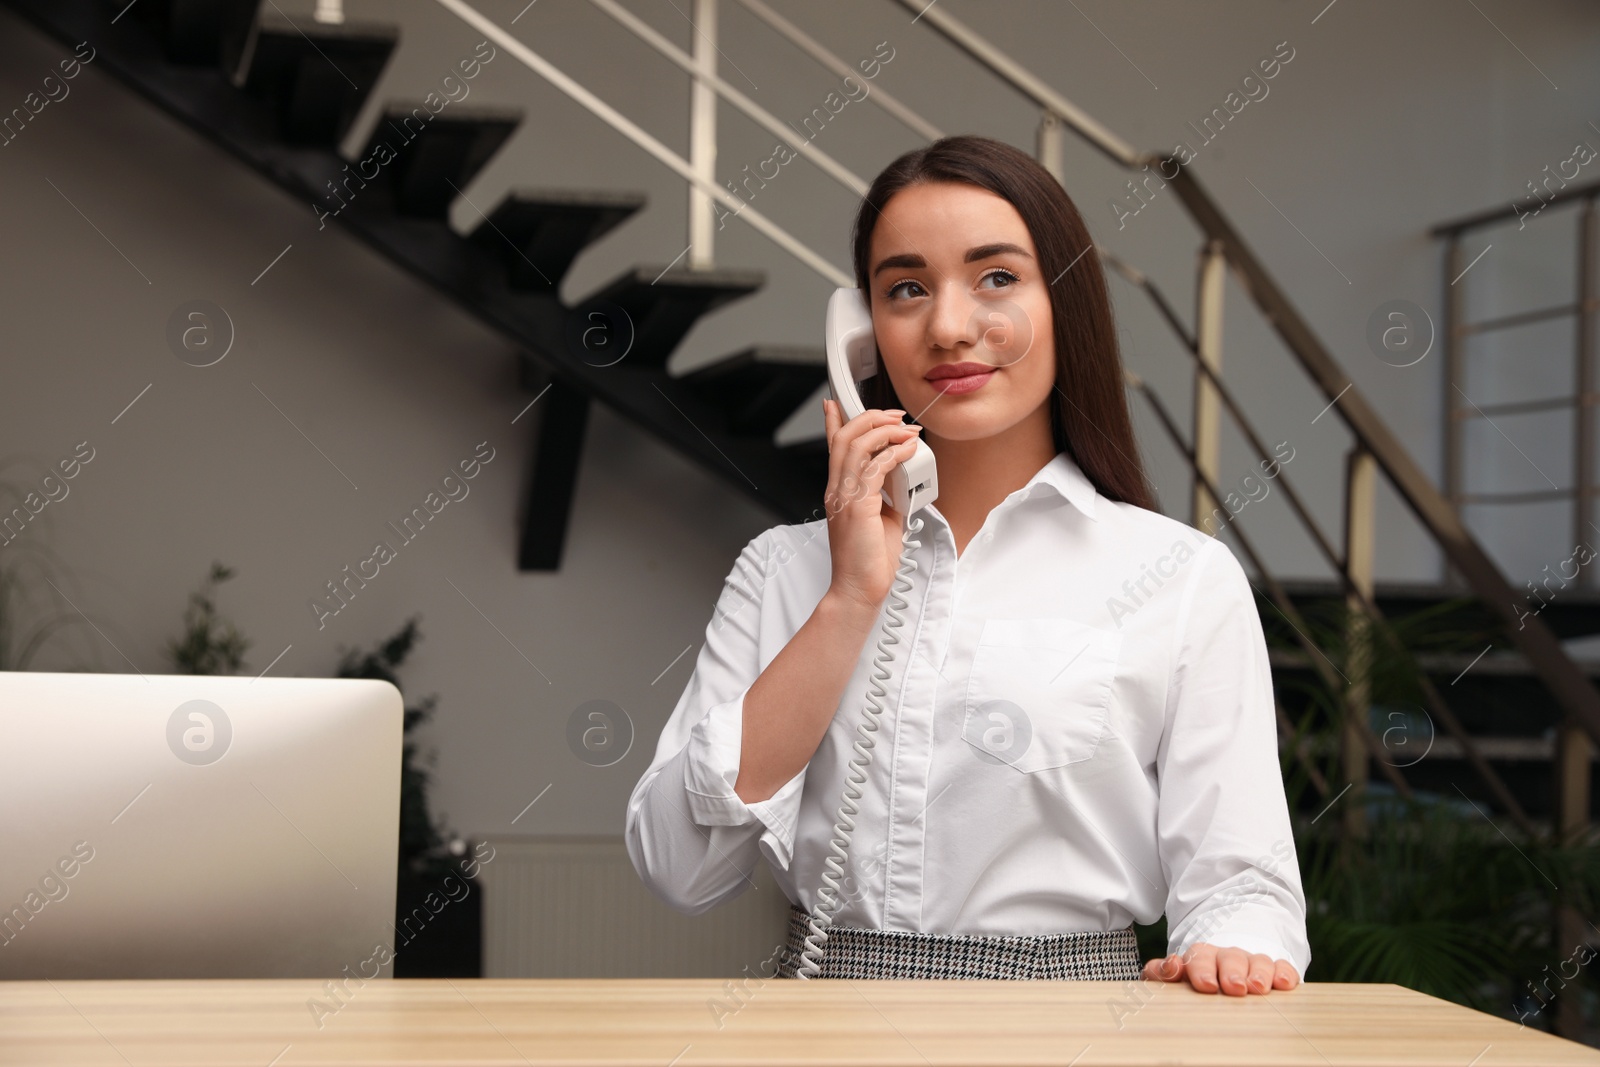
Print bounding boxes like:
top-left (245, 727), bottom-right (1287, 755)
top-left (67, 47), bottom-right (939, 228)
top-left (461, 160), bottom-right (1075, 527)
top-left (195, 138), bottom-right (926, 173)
top-left (3, 979), bottom-right (1596, 1066)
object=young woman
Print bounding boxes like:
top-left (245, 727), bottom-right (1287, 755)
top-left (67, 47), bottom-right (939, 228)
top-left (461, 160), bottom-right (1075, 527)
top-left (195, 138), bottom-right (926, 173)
top-left (626, 134), bottom-right (1309, 993)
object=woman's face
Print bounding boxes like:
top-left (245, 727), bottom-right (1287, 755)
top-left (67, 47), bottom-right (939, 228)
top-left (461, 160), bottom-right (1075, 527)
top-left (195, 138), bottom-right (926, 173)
top-left (866, 181), bottom-right (1056, 444)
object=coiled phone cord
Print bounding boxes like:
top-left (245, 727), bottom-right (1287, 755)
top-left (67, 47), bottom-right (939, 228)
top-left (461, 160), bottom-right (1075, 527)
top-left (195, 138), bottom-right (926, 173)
top-left (796, 512), bottom-right (925, 979)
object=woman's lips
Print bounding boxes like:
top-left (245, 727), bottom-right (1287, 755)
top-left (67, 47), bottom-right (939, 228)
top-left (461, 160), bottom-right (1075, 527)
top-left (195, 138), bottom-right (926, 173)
top-left (927, 368), bottom-right (996, 396)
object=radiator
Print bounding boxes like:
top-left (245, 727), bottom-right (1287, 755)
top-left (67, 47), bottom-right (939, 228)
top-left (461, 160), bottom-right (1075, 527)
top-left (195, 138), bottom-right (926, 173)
top-left (476, 835), bottom-right (792, 977)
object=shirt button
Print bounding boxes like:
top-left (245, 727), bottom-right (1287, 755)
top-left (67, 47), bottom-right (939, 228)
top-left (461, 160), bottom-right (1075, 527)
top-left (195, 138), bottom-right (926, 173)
top-left (982, 532), bottom-right (994, 543)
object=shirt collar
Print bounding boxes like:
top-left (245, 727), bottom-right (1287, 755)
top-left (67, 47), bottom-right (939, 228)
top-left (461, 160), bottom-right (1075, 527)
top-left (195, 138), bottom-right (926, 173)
top-left (1019, 450), bottom-right (1099, 521)
top-left (925, 450), bottom-right (1101, 532)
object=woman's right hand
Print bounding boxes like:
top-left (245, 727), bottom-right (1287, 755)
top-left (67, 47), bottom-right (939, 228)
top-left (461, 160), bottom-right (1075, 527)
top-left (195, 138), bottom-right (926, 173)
top-left (822, 396), bottom-right (924, 612)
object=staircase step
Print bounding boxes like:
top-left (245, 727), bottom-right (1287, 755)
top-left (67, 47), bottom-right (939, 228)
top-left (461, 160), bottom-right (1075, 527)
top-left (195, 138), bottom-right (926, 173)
top-left (4, 0), bottom-right (837, 531)
top-left (1275, 577), bottom-right (1600, 642)
top-left (357, 103), bottom-right (522, 218)
top-left (467, 188), bottom-right (647, 292)
top-left (573, 266), bottom-right (765, 369)
top-left (136, 0), bottom-right (257, 65)
top-left (680, 345), bottom-right (825, 436)
top-left (1291, 733), bottom-right (1581, 762)
top-left (1268, 646), bottom-right (1600, 679)
top-left (231, 12), bottom-right (399, 146)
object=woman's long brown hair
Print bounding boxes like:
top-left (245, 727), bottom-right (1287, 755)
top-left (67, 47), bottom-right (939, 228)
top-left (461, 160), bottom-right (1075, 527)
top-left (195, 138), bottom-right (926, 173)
top-left (849, 134), bottom-right (1157, 512)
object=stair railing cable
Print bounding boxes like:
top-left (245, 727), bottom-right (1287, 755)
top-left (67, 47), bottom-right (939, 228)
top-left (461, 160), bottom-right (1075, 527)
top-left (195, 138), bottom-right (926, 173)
top-left (432, 0), bottom-right (951, 281)
top-left (730, 0), bottom-right (943, 142)
top-left (429, 0), bottom-right (852, 286)
top-left (584, 0), bottom-right (872, 197)
top-left (1163, 161), bottom-right (1600, 760)
top-left (883, 0), bottom-right (1140, 169)
top-left (1108, 254), bottom-right (1536, 834)
top-left (1123, 366), bottom-right (1419, 804)
top-left (1430, 178), bottom-right (1600, 583)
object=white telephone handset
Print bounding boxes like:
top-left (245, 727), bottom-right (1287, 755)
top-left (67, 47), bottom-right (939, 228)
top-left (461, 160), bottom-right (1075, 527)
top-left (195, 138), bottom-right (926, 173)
top-left (823, 287), bottom-right (939, 516)
top-left (796, 288), bottom-right (937, 978)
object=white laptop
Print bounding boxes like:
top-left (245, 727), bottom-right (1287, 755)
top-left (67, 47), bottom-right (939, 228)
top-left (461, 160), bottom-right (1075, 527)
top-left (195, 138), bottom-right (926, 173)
top-left (0, 671), bottom-right (403, 979)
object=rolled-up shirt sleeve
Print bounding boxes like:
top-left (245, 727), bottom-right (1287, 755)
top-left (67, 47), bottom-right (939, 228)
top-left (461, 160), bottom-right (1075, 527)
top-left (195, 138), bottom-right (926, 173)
top-left (624, 528), bottom-right (809, 915)
top-left (1155, 536), bottom-right (1313, 977)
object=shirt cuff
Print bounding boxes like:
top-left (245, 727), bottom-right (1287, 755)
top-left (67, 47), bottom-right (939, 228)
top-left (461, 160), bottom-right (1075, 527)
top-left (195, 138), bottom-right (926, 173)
top-left (681, 690), bottom-right (808, 870)
top-left (1170, 904), bottom-right (1313, 978)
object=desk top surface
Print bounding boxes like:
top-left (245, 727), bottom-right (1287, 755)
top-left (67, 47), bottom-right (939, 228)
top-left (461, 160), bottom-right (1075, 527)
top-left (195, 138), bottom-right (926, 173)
top-left (2, 978), bottom-right (1595, 1066)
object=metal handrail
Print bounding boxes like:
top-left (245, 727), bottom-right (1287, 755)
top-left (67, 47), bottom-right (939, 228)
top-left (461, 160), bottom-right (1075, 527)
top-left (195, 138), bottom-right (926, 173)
top-left (880, 3), bottom-right (1600, 769)
top-left (878, 0), bottom-right (1600, 768)
top-left (1436, 187), bottom-right (1598, 600)
top-left (1430, 176), bottom-right (1600, 236)
top-left (1461, 489), bottom-right (1574, 505)
top-left (1101, 252), bottom-right (1342, 571)
top-left (731, 0), bottom-right (944, 142)
top-left (1460, 300), bottom-right (1591, 336)
top-left (585, 0), bottom-right (871, 197)
top-left (1126, 368), bottom-right (1417, 800)
top-left (884, 0), bottom-right (1143, 169)
top-left (1154, 161), bottom-right (1600, 756)
top-left (1112, 262), bottom-right (1536, 833)
top-left (430, 0), bottom-right (850, 286)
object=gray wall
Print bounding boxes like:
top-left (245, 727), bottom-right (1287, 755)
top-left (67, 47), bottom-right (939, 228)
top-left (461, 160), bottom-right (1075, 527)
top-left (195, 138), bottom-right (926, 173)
top-left (1, 0), bottom-right (1596, 839)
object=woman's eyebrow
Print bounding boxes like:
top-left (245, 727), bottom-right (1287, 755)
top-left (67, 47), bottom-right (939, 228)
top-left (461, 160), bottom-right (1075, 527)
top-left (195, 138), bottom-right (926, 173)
top-left (871, 252), bottom-right (924, 277)
top-left (871, 242), bottom-right (1034, 277)
top-left (965, 241), bottom-right (1032, 263)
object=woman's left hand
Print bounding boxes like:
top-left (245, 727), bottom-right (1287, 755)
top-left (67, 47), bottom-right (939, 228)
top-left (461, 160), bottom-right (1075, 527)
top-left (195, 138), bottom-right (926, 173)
top-left (1141, 942), bottom-right (1300, 995)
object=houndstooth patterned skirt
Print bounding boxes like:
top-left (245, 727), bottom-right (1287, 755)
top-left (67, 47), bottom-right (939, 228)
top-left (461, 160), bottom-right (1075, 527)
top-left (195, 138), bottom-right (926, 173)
top-left (774, 904), bottom-right (1143, 980)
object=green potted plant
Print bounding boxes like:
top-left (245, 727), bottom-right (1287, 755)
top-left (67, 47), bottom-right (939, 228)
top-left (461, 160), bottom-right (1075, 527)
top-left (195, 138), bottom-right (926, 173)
top-left (0, 477), bottom-right (100, 671)
top-left (1266, 589), bottom-right (1600, 1043)
top-left (164, 564), bottom-right (482, 976)
top-left (332, 616), bottom-right (484, 978)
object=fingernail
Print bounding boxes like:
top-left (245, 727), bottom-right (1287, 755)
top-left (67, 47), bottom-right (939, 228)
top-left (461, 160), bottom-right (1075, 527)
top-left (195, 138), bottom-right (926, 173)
top-left (885, 409), bottom-right (905, 416)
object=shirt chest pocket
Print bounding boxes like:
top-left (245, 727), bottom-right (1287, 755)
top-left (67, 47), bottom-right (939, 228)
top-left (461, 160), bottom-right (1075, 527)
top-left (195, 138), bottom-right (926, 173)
top-left (961, 617), bottom-right (1122, 772)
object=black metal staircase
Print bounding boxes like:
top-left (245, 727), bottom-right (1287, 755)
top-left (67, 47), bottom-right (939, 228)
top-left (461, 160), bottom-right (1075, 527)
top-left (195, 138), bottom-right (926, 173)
top-left (1270, 581), bottom-right (1600, 822)
top-left (10, 0), bottom-right (831, 571)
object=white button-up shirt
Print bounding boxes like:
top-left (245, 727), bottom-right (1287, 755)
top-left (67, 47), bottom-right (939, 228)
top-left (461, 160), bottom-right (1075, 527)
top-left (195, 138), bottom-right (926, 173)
top-left (625, 449), bottom-right (1311, 976)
